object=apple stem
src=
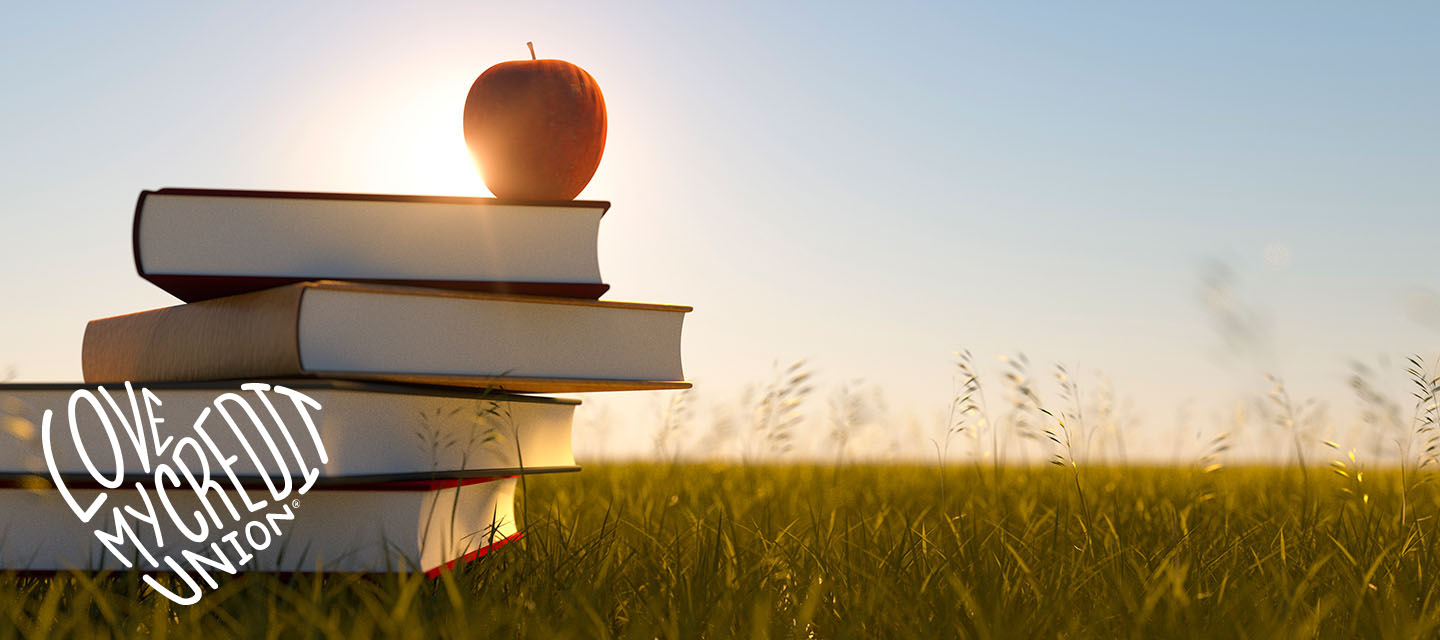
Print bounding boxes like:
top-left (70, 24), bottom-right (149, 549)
top-left (526, 42), bottom-right (536, 60)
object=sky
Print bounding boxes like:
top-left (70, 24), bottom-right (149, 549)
top-left (2, 2), bottom-right (1438, 462)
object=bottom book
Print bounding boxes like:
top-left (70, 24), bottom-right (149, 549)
top-left (0, 477), bottom-right (517, 575)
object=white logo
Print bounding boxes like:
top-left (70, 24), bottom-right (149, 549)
top-left (40, 382), bottom-right (327, 605)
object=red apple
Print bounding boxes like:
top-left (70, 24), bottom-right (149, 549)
top-left (462, 43), bottom-right (607, 200)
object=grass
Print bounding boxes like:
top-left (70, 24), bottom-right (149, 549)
top-left (5, 462), bottom-right (1440, 638)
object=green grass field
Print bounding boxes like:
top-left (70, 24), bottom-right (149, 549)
top-left (5, 462), bottom-right (1440, 639)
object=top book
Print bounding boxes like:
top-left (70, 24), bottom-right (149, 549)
top-left (132, 188), bottom-right (611, 302)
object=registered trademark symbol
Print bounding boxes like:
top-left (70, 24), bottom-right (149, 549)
top-left (291, 499), bottom-right (301, 509)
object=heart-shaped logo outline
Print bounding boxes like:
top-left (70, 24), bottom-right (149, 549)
top-left (40, 382), bottom-right (328, 605)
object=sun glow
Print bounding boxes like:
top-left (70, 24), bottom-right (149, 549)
top-left (376, 102), bottom-right (491, 197)
top-left (344, 69), bottom-right (494, 198)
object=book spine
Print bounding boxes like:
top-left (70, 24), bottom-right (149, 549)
top-left (82, 286), bottom-right (307, 383)
top-left (131, 190), bottom-right (151, 280)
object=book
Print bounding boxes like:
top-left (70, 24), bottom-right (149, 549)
top-left (133, 188), bottom-right (611, 302)
top-left (0, 477), bottom-right (519, 574)
top-left (0, 380), bottom-right (579, 488)
top-left (82, 281), bottom-right (691, 393)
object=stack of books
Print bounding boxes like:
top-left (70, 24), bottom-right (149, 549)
top-left (0, 188), bottom-right (688, 576)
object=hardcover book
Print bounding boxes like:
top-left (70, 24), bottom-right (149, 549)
top-left (0, 380), bottom-right (579, 487)
top-left (133, 188), bottom-right (611, 302)
top-left (82, 281), bottom-right (690, 393)
top-left (0, 477), bottom-right (520, 574)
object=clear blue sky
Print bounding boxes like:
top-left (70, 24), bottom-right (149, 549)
top-left (2, 2), bottom-right (1437, 460)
